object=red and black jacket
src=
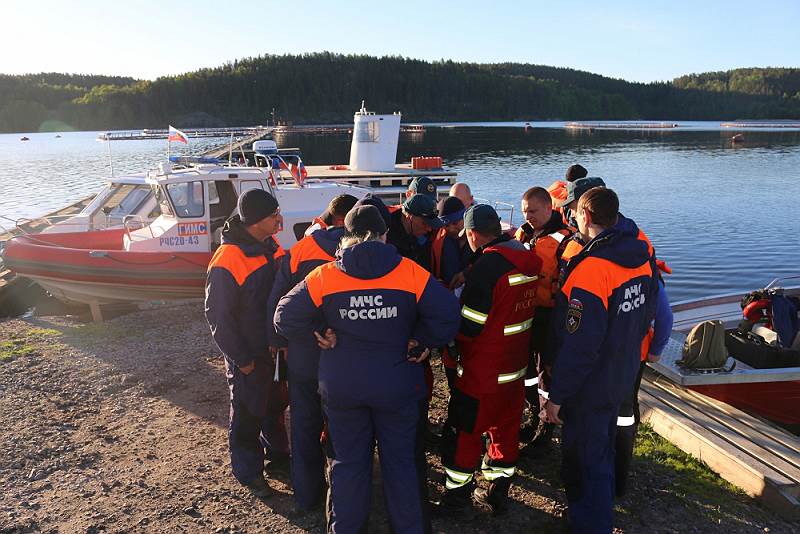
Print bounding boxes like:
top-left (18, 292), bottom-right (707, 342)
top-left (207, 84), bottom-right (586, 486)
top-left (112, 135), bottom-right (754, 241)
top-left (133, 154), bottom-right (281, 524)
top-left (456, 235), bottom-right (542, 394)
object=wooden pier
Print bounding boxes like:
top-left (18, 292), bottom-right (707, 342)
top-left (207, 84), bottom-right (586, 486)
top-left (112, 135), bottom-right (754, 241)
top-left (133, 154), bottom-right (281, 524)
top-left (640, 371), bottom-right (800, 519)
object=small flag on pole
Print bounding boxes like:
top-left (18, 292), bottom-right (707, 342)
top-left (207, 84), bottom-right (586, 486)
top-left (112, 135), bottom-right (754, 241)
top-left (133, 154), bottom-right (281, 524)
top-left (168, 125), bottom-right (189, 144)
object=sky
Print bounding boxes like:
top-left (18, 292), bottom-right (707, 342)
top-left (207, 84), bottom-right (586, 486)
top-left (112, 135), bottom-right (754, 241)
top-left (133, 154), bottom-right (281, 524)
top-left (2, 0), bottom-right (798, 83)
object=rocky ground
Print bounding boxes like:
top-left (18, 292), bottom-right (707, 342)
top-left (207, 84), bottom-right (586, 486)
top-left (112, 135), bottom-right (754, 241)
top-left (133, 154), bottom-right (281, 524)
top-left (0, 303), bottom-right (797, 533)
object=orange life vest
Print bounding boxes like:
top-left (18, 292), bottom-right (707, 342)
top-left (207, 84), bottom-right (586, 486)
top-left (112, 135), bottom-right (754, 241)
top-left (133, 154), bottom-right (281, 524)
top-left (429, 228), bottom-right (447, 281)
top-left (531, 228), bottom-right (574, 308)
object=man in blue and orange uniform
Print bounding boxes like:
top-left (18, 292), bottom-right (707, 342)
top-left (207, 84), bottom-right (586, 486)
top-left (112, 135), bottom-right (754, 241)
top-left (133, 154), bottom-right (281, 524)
top-left (274, 205), bottom-right (460, 533)
top-left (204, 189), bottom-right (289, 498)
top-left (615, 259), bottom-right (673, 498)
top-left (265, 197), bottom-right (356, 514)
top-left (542, 187), bottom-right (658, 533)
top-left (437, 204), bottom-right (542, 517)
top-left (514, 186), bottom-right (575, 452)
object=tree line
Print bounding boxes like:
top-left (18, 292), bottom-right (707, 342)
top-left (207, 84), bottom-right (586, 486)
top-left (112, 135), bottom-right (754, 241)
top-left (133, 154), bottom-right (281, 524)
top-left (1, 53), bottom-right (799, 133)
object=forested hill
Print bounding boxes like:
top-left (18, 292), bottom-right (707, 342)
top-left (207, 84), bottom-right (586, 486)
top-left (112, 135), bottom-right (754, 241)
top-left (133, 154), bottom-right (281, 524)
top-left (1, 54), bottom-right (799, 133)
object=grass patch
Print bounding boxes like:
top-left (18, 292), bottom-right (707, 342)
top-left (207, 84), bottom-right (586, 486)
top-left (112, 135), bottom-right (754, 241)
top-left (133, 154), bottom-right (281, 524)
top-left (26, 328), bottom-right (61, 337)
top-left (635, 423), bottom-right (744, 502)
top-left (0, 341), bottom-right (35, 362)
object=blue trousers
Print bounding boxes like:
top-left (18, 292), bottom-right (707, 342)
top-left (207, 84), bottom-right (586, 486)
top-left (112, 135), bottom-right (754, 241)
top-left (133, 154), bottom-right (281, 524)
top-left (225, 359), bottom-right (289, 485)
top-left (289, 375), bottom-right (326, 510)
top-left (323, 397), bottom-right (430, 534)
top-left (560, 404), bottom-right (618, 534)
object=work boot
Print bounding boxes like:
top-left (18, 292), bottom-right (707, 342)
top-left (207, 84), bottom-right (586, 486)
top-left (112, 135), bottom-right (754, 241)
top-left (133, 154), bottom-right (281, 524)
top-left (266, 453), bottom-right (291, 480)
top-left (244, 476), bottom-right (273, 498)
top-left (520, 420), bottom-right (554, 457)
top-left (432, 484), bottom-right (477, 520)
top-left (473, 476), bottom-right (512, 516)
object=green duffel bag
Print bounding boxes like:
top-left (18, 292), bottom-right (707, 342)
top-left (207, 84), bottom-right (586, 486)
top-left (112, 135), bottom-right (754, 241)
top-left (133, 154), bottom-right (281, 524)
top-left (678, 320), bottom-right (732, 371)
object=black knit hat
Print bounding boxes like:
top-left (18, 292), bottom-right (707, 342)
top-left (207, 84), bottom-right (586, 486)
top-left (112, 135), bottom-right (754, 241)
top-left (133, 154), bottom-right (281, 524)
top-left (345, 205), bottom-right (388, 236)
top-left (353, 193), bottom-right (392, 228)
top-left (437, 196), bottom-right (465, 225)
top-left (238, 189), bottom-right (279, 226)
top-left (565, 164), bottom-right (588, 182)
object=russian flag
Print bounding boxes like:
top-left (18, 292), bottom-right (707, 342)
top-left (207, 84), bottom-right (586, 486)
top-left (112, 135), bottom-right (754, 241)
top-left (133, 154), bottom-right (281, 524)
top-left (168, 125), bottom-right (189, 144)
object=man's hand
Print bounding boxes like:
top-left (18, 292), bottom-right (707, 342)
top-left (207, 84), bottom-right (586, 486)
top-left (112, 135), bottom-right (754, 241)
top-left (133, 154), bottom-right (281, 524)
top-left (314, 328), bottom-right (337, 350)
top-left (646, 353), bottom-right (661, 363)
top-left (449, 271), bottom-right (466, 290)
top-left (540, 400), bottom-right (563, 425)
top-left (406, 339), bottom-right (430, 363)
top-left (239, 361), bottom-right (256, 375)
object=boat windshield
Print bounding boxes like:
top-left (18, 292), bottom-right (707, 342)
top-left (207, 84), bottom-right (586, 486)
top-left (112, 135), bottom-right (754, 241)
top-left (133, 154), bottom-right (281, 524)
top-left (166, 181), bottom-right (205, 218)
top-left (154, 186), bottom-right (174, 217)
top-left (105, 185), bottom-right (152, 218)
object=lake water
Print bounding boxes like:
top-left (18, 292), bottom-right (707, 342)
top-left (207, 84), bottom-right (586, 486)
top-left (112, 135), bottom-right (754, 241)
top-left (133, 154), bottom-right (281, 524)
top-left (2, 122), bottom-right (799, 302)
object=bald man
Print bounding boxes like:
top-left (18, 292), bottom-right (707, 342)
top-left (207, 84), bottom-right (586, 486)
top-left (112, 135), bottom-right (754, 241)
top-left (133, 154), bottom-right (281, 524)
top-left (449, 183), bottom-right (474, 209)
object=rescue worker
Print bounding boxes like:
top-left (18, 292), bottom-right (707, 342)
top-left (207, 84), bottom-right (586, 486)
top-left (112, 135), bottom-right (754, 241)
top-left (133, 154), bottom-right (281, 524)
top-left (514, 186), bottom-right (574, 452)
top-left (542, 187), bottom-right (658, 533)
top-left (615, 260), bottom-right (673, 498)
top-left (438, 204), bottom-right (542, 517)
top-left (274, 205), bottom-right (460, 533)
top-left (407, 176), bottom-right (438, 200)
top-left (204, 189), bottom-right (289, 498)
top-left (430, 196), bottom-right (471, 390)
top-left (559, 176), bottom-right (605, 228)
top-left (387, 193), bottom-right (443, 271)
top-left (449, 182), bottom-right (475, 209)
top-left (266, 206), bottom-right (351, 514)
top-left (430, 196), bottom-right (470, 287)
top-left (304, 194), bottom-right (359, 236)
top-left (546, 164), bottom-right (587, 214)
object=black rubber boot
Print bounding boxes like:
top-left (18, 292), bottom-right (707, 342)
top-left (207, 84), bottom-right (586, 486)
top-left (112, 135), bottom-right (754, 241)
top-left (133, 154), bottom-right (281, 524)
top-left (432, 483), bottom-right (477, 520)
top-left (615, 423), bottom-right (637, 497)
top-left (473, 476), bottom-right (512, 516)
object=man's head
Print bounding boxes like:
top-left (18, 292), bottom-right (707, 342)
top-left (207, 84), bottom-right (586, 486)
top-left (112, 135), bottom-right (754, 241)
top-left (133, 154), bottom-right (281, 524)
top-left (407, 176), bottom-right (437, 200)
top-left (345, 205), bottom-right (388, 238)
top-left (402, 194), bottom-right (444, 237)
top-left (352, 193), bottom-right (392, 229)
top-left (323, 194), bottom-right (359, 228)
top-left (437, 196), bottom-right (466, 239)
top-left (462, 204), bottom-right (502, 252)
top-left (565, 164), bottom-right (588, 182)
top-left (575, 187), bottom-right (619, 240)
top-left (449, 182), bottom-right (474, 208)
top-left (559, 177), bottom-right (606, 212)
top-left (238, 189), bottom-right (282, 239)
top-left (521, 186), bottom-right (553, 230)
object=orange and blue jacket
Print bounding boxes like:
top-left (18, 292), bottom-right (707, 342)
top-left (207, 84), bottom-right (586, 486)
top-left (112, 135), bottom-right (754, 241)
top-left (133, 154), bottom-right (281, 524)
top-left (430, 228), bottom-right (471, 287)
top-left (456, 235), bottom-right (543, 394)
top-left (549, 214), bottom-right (658, 409)
top-left (205, 216), bottom-right (285, 369)
top-left (274, 239), bottom-right (460, 405)
top-left (266, 226), bottom-right (344, 380)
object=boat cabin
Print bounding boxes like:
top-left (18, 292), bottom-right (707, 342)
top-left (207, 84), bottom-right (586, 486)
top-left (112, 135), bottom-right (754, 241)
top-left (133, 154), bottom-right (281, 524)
top-left (124, 160), bottom-right (369, 253)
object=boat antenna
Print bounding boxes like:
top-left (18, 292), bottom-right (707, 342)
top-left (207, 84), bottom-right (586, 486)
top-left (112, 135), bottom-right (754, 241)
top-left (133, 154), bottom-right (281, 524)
top-left (228, 132), bottom-right (234, 166)
top-left (106, 136), bottom-right (115, 178)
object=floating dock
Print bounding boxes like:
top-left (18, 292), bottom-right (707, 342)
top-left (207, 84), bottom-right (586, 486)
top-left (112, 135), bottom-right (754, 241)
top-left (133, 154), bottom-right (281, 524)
top-left (721, 121), bottom-right (800, 129)
top-left (565, 121), bottom-right (679, 130)
top-left (97, 126), bottom-right (271, 141)
top-left (641, 371), bottom-right (800, 519)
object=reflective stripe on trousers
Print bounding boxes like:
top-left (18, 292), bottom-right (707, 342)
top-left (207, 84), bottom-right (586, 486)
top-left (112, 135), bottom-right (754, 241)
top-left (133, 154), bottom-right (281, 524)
top-left (481, 457), bottom-right (515, 481)
top-left (444, 467), bottom-right (474, 489)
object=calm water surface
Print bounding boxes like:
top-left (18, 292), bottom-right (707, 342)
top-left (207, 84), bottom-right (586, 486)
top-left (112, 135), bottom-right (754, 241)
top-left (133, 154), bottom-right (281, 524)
top-left (2, 123), bottom-right (799, 302)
